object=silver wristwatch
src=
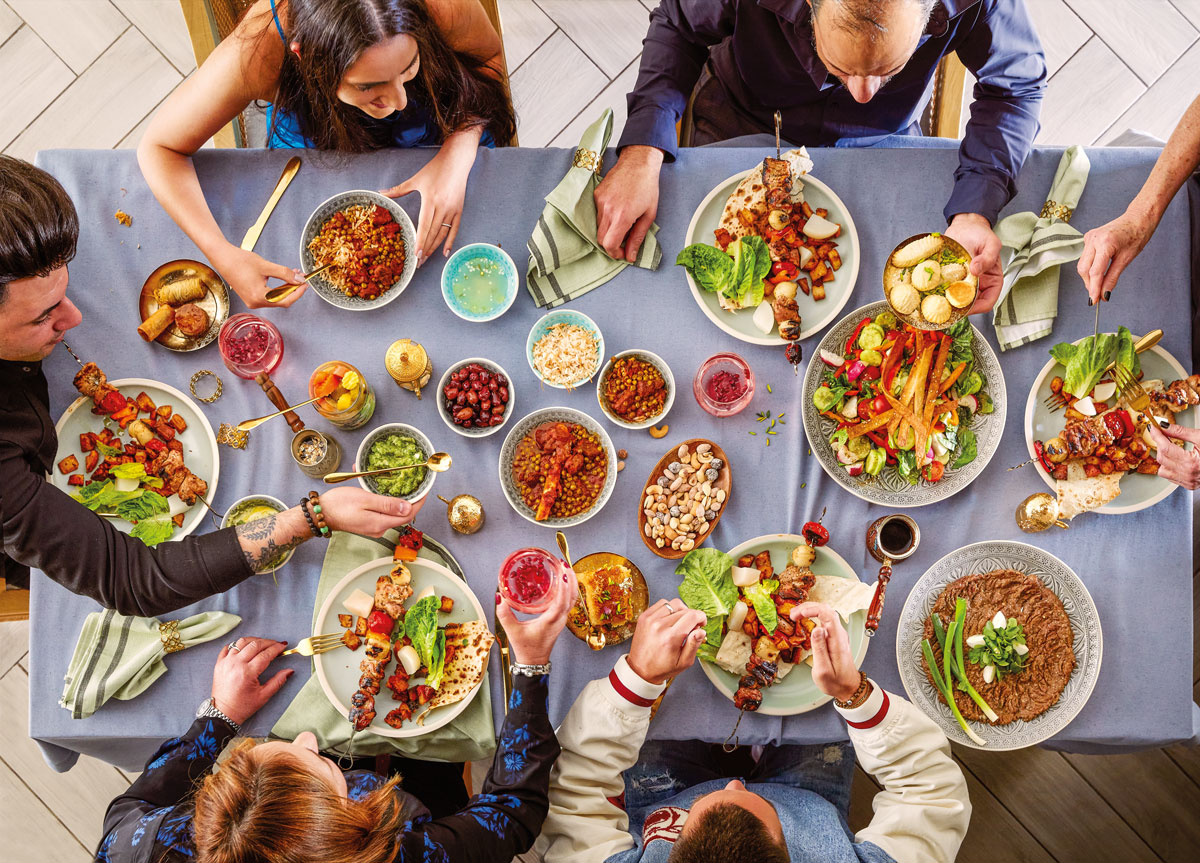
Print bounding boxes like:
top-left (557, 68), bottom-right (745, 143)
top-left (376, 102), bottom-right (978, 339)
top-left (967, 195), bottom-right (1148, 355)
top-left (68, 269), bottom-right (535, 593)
top-left (510, 661), bottom-right (551, 677)
top-left (196, 696), bottom-right (241, 733)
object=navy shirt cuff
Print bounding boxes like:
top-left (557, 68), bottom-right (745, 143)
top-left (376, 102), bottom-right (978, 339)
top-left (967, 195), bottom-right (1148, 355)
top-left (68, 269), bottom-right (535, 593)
top-left (944, 173), bottom-right (1013, 225)
top-left (617, 106), bottom-right (680, 161)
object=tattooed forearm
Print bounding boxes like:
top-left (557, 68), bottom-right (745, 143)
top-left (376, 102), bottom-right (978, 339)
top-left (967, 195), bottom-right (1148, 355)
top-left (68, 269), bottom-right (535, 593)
top-left (234, 511), bottom-right (308, 572)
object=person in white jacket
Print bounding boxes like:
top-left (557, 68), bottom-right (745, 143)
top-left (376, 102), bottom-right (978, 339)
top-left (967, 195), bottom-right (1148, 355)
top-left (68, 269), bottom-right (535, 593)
top-left (537, 599), bottom-right (971, 863)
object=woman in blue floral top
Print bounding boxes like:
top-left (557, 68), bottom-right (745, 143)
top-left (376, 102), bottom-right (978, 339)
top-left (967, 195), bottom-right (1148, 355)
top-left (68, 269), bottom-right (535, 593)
top-left (96, 575), bottom-right (573, 863)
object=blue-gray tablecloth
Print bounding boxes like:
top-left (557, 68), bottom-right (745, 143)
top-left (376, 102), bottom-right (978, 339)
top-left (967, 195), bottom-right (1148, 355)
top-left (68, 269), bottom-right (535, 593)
top-left (28, 143), bottom-right (1195, 772)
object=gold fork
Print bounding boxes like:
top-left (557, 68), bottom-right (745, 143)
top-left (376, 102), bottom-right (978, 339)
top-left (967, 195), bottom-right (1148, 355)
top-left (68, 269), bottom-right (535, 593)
top-left (281, 632), bottom-right (345, 657)
top-left (1111, 363), bottom-right (1168, 429)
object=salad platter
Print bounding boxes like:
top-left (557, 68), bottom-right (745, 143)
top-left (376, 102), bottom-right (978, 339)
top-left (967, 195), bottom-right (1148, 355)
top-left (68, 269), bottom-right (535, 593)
top-left (896, 540), bottom-right (1101, 750)
top-left (1024, 330), bottom-right (1196, 515)
top-left (52, 370), bottom-right (218, 543)
top-left (802, 301), bottom-right (1006, 507)
top-left (314, 551), bottom-right (490, 738)
top-left (679, 534), bottom-right (873, 716)
top-left (678, 149), bottom-right (859, 345)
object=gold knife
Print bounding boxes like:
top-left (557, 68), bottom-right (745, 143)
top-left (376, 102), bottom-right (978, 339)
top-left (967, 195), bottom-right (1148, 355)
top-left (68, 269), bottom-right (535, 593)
top-left (492, 611), bottom-right (513, 716)
top-left (240, 156), bottom-right (301, 251)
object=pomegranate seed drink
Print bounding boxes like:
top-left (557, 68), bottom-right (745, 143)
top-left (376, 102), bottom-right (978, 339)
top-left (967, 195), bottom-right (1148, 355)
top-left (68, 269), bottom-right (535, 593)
top-left (218, 313), bottom-right (284, 379)
top-left (694, 352), bottom-right (755, 417)
top-left (499, 548), bottom-right (567, 614)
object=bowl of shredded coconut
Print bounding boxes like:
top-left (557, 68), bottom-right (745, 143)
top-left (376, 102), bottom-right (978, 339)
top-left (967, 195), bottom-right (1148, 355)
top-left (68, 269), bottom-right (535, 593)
top-left (526, 310), bottom-right (604, 390)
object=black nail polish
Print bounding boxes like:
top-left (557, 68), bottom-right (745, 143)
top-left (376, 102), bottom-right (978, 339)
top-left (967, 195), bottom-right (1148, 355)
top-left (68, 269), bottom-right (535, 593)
top-left (1087, 298), bottom-right (1093, 306)
top-left (1104, 290), bottom-right (1111, 301)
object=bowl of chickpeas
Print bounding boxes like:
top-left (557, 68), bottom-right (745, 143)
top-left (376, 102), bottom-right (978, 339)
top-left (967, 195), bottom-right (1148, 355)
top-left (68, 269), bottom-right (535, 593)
top-left (596, 350), bottom-right (675, 430)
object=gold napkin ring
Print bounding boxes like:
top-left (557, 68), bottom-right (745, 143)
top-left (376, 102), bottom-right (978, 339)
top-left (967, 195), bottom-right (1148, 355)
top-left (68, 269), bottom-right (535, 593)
top-left (1040, 200), bottom-right (1074, 223)
top-left (190, 370), bottom-right (223, 403)
top-left (159, 620), bottom-right (185, 654)
top-left (572, 147), bottom-right (603, 174)
top-left (217, 423), bottom-right (249, 449)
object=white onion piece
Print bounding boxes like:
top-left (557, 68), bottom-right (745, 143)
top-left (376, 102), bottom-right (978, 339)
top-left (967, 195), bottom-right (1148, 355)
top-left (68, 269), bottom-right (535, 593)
top-left (397, 645), bottom-right (421, 675)
top-left (415, 586), bottom-right (435, 603)
top-left (1014, 643), bottom-right (1029, 656)
top-left (965, 634), bottom-right (986, 649)
top-left (728, 601), bottom-right (749, 633)
top-left (992, 611), bottom-right (1007, 629)
top-left (731, 566), bottom-right (760, 587)
top-left (343, 589), bottom-right (374, 620)
top-left (983, 665), bottom-right (995, 684)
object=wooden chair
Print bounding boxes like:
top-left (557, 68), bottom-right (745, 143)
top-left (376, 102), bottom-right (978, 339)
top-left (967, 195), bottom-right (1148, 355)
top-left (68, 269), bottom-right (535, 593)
top-left (178, 0), bottom-right (517, 147)
top-left (0, 578), bottom-right (31, 622)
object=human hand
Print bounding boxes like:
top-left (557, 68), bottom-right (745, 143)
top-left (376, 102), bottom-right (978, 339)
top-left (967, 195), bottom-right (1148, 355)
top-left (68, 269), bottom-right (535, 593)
top-left (318, 486), bottom-right (424, 535)
top-left (1077, 210), bottom-right (1155, 304)
top-left (380, 132), bottom-right (479, 265)
top-left (791, 602), bottom-right (861, 701)
top-left (627, 599), bottom-right (708, 685)
top-left (212, 637), bottom-right (294, 725)
top-left (1147, 421), bottom-right (1200, 489)
top-left (594, 145), bottom-right (664, 262)
top-left (211, 244), bottom-right (306, 309)
top-left (945, 213), bottom-right (1003, 314)
top-left (495, 565), bottom-right (576, 665)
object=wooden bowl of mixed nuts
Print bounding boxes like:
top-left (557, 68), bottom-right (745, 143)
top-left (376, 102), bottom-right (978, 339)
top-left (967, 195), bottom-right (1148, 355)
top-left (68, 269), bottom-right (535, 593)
top-left (638, 439), bottom-right (732, 559)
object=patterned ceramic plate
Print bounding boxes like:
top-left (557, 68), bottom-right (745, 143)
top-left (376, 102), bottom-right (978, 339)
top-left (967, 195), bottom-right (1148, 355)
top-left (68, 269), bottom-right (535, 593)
top-left (313, 552), bottom-right (487, 738)
top-left (498, 406), bottom-right (617, 528)
top-left (300, 190), bottom-right (417, 311)
top-left (698, 534), bottom-right (867, 715)
top-left (801, 301), bottom-right (1007, 507)
top-left (1024, 335), bottom-right (1194, 514)
top-left (682, 169), bottom-right (860, 344)
top-left (895, 540), bottom-right (1102, 750)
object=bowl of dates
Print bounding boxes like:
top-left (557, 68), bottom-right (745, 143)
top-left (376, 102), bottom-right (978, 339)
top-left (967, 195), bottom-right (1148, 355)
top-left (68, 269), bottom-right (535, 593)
top-left (437, 358), bottom-right (515, 438)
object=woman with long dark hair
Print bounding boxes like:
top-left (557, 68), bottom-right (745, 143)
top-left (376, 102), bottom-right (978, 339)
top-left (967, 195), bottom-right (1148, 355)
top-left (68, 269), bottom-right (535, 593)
top-left (138, 0), bottom-right (515, 308)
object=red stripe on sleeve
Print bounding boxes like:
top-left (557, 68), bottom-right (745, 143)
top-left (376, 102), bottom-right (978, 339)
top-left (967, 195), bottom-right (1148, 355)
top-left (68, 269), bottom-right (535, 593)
top-left (609, 669), bottom-right (656, 707)
top-left (845, 689), bottom-right (890, 729)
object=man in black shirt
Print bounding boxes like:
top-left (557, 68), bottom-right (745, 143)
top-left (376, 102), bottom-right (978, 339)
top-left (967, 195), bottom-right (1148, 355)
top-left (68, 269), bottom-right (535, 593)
top-left (0, 156), bottom-right (422, 616)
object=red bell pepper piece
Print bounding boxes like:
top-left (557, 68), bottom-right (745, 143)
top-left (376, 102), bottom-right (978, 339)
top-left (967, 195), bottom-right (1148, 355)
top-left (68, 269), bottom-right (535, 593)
top-left (845, 317), bottom-right (873, 355)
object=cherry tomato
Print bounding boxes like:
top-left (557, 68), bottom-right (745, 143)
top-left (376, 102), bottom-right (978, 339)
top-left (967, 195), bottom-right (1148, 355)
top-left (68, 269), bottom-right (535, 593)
top-left (871, 395), bottom-right (889, 416)
top-left (861, 365), bottom-right (882, 382)
top-left (366, 610), bottom-right (394, 636)
top-left (921, 461), bottom-right (945, 483)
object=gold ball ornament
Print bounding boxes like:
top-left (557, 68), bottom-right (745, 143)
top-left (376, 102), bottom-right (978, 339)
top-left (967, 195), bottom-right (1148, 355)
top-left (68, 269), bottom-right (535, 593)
top-left (1015, 492), bottom-right (1068, 533)
top-left (438, 494), bottom-right (484, 534)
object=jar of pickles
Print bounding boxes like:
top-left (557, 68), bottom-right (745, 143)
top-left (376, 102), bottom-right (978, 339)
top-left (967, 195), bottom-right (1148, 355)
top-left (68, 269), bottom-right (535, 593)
top-left (309, 361), bottom-right (376, 430)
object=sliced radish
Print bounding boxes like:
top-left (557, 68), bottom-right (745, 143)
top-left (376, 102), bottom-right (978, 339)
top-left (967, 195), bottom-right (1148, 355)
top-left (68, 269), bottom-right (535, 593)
top-left (846, 462), bottom-right (864, 477)
top-left (841, 395), bottom-right (859, 418)
top-left (820, 349), bottom-right (845, 367)
top-left (960, 394), bottom-right (979, 413)
top-left (1093, 381), bottom-right (1117, 402)
top-left (1074, 396), bottom-right (1096, 417)
top-left (802, 214), bottom-right (839, 240)
top-left (835, 444), bottom-right (860, 466)
top-left (752, 301), bottom-right (775, 334)
top-left (846, 361), bottom-right (866, 382)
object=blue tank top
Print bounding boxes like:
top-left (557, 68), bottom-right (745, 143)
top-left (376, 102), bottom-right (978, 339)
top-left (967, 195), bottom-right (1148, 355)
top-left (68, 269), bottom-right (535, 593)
top-left (264, 0), bottom-right (493, 149)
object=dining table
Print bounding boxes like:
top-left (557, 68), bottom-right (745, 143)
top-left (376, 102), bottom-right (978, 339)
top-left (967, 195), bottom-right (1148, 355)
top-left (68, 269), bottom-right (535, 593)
top-left (27, 140), bottom-right (1196, 773)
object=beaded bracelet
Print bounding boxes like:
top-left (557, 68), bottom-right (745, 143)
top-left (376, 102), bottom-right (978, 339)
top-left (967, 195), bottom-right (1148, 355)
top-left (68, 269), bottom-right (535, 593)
top-left (306, 491), bottom-right (331, 537)
top-left (833, 671), bottom-right (872, 710)
top-left (300, 497), bottom-right (324, 538)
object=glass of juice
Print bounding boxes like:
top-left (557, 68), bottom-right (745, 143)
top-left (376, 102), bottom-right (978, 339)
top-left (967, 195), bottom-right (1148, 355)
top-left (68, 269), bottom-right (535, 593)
top-left (218, 313), bottom-right (284, 379)
top-left (309, 361), bottom-right (376, 430)
top-left (498, 547), bottom-right (567, 614)
top-left (693, 352), bottom-right (755, 417)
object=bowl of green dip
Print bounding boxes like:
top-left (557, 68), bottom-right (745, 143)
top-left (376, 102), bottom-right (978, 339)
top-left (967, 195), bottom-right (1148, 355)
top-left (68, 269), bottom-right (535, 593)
top-left (221, 494), bottom-right (293, 573)
top-left (355, 422), bottom-right (436, 502)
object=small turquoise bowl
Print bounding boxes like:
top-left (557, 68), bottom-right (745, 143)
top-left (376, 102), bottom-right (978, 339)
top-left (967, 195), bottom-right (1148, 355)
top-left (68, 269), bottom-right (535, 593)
top-left (526, 309), bottom-right (605, 390)
top-left (440, 243), bottom-right (519, 322)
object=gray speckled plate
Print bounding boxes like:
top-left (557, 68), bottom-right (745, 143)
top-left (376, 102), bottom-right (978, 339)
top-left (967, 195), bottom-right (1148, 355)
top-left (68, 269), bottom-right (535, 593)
top-left (498, 407), bottom-right (617, 528)
top-left (895, 540), bottom-right (1102, 750)
top-left (300, 190), bottom-right (417, 311)
top-left (801, 301), bottom-right (1006, 507)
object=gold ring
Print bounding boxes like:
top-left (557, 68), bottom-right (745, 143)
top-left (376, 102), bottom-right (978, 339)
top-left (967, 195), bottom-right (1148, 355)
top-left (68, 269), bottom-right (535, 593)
top-left (190, 370), bottom-right (223, 403)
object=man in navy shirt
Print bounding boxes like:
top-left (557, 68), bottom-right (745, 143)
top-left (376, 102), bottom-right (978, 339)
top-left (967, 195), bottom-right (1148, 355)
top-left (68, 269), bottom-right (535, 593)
top-left (596, 0), bottom-right (1046, 313)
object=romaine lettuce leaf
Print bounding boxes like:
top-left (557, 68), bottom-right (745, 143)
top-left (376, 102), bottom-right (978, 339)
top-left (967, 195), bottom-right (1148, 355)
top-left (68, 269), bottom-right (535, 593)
top-left (676, 244), bottom-right (734, 295)
top-left (696, 615), bottom-right (725, 663)
top-left (676, 548), bottom-right (736, 619)
top-left (896, 450), bottom-right (920, 485)
top-left (743, 578), bottom-right (779, 634)
top-left (404, 595), bottom-right (442, 670)
top-left (951, 427), bottom-right (978, 469)
top-left (726, 235), bottom-right (771, 308)
top-left (130, 514), bottom-right (175, 547)
top-left (1051, 327), bottom-right (1140, 399)
top-left (116, 489), bottom-right (169, 523)
top-left (425, 630), bottom-right (447, 689)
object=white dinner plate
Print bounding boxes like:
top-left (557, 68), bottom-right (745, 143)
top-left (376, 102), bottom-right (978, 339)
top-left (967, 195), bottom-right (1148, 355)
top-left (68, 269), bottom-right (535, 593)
top-left (682, 169), bottom-right (860, 345)
top-left (52, 377), bottom-right (218, 542)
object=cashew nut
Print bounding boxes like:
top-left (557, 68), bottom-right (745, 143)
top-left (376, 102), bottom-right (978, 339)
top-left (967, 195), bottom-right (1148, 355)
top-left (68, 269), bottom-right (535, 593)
top-left (649, 424), bottom-right (669, 439)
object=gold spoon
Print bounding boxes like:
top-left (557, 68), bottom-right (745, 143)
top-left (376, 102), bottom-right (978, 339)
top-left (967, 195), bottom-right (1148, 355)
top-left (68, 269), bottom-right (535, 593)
top-left (236, 394), bottom-right (325, 431)
top-left (557, 530), bottom-right (605, 650)
top-left (264, 262), bottom-right (335, 304)
top-left (323, 452), bottom-right (452, 484)
top-left (1015, 492), bottom-right (1069, 532)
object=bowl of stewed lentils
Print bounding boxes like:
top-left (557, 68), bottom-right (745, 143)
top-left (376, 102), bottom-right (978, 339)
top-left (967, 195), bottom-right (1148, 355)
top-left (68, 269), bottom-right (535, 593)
top-left (437, 358), bottom-right (515, 438)
top-left (596, 349), bottom-right (675, 430)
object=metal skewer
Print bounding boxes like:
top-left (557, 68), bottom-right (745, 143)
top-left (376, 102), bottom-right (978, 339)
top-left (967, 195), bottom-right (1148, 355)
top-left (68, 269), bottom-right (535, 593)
top-left (774, 110), bottom-right (782, 159)
top-left (61, 341), bottom-right (84, 367)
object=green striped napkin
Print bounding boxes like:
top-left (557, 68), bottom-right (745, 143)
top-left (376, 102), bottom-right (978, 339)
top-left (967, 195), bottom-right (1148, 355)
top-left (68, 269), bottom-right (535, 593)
top-left (269, 530), bottom-right (495, 762)
top-left (60, 609), bottom-right (240, 719)
top-left (526, 108), bottom-right (663, 308)
top-left (993, 144), bottom-right (1091, 350)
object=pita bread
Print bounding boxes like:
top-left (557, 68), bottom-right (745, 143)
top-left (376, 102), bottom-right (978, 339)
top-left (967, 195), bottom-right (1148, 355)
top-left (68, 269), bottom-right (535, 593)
top-left (1056, 472), bottom-right (1122, 520)
top-left (716, 148), bottom-right (813, 246)
top-left (806, 575), bottom-right (875, 622)
top-left (714, 630), bottom-right (753, 675)
top-left (417, 620), bottom-right (494, 724)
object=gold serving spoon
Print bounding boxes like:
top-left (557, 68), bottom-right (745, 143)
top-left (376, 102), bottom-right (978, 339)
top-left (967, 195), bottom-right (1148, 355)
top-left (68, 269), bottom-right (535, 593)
top-left (264, 261), bottom-right (335, 304)
top-left (236, 394), bottom-right (326, 431)
top-left (323, 452), bottom-right (453, 484)
top-left (557, 530), bottom-right (605, 650)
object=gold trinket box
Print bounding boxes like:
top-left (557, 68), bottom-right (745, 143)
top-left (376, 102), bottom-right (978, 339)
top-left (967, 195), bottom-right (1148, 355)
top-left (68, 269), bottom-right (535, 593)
top-left (385, 338), bottom-right (433, 399)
